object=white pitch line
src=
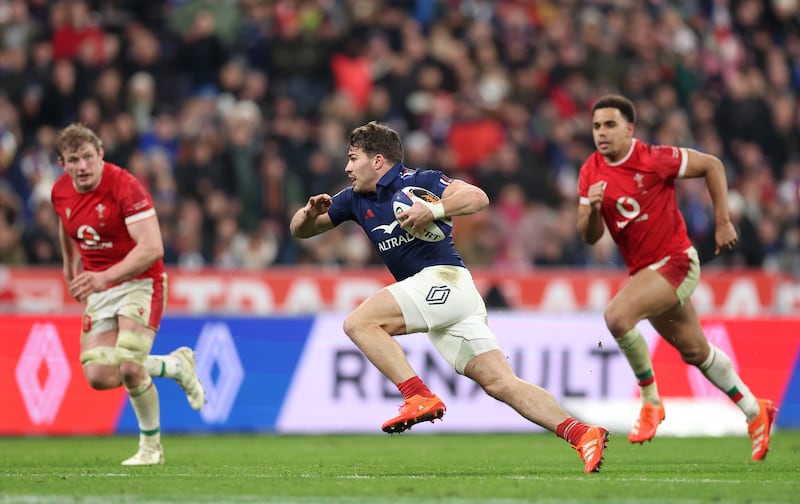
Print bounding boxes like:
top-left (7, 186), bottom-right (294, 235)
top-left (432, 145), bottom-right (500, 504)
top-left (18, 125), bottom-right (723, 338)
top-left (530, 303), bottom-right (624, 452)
top-left (4, 472), bottom-right (791, 486)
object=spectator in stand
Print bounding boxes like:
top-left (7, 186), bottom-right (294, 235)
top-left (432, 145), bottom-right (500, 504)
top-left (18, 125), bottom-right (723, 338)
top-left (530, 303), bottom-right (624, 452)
top-left (22, 199), bottom-right (61, 264)
top-left (174, 9), bottom-right (228, 93)
top-left (50, 0), bottom-right (105, 64)
top-left (126, 71), bottom-right (156, 133)
top-left (0, 182), bottom-right (25, 264)
top-left (218, 100), bottom-right (263, 232)
top-left (38, 58), bottom-right (82, 128)
top-left (94, 66), bottom-right (125, 118)
top-left (175, 134), bottom-right (223, 204)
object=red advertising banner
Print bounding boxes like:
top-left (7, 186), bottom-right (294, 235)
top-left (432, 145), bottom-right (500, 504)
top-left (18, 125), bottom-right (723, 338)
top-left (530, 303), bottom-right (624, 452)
top-left (0, 316), bottom-right (127, 435)
top-left (649, 318), bottom-right (800, 403)
top-left (1, 266), bottom-right (797, 315)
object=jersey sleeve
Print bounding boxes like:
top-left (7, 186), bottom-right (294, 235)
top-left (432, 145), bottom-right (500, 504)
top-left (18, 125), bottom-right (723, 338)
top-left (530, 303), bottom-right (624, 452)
top-left (577, 160), bottom-right (592, 205)
top-left (117, 171), bottom-right (156, 225)
top-left (413, 169), bottom-right (453, 198)
top-left (649, 145), bottom-right (688, 180)
top-left (326, 187), bottom-right (355, 226)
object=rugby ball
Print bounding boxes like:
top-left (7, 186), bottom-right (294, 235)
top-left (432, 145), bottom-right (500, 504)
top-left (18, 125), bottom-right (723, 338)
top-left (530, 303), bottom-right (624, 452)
top-left (391, 186), bottom-right (453, 242)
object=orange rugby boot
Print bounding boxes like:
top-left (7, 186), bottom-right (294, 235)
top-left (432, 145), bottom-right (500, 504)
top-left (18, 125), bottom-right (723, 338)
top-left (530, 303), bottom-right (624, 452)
top-left (381, 394), bottom-right (446, 433)
top-left (748, 399), bottom-right (777, 461)
top-left (572, 426), bottom-right (609, 473)
top-left (629, 402), bottom-right (665, 444)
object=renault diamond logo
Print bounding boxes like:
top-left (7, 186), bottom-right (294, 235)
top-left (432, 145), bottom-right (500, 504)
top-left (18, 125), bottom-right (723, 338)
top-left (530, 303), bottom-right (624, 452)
top-left (15, 323), bottom-right (71, 425)
top-left (195, 322), bottom-right (244, 423)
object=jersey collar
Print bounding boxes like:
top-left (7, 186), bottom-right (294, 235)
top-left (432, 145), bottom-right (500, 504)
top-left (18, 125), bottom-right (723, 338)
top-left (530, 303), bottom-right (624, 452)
top-left (376, 162), bottom-right (405, 191)
top-left (606, 138), bottom-right (637, 166)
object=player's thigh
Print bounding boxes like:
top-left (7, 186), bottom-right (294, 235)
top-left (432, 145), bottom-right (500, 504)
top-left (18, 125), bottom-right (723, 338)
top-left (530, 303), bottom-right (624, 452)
top-left (116, 277), bottom-right (165, 332)
top-left (84, 278), bottom-right (162, 331)
top-left (648, 299), bottom-right (709, 364)
top-left (80, 327), bottom-right (120, 386)
top-left (345, 288), bottom-right (407, 336)
top-left (429, 312), bottom-right (500, 374)
top-left (83, 280), bottom-right (159, 377)
top-left (606, 268), bottom-right (679, 332)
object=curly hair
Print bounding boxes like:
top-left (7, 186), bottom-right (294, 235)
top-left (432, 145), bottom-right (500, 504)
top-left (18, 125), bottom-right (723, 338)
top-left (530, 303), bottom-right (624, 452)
top-left (55, 123), bottom-right (103, 159)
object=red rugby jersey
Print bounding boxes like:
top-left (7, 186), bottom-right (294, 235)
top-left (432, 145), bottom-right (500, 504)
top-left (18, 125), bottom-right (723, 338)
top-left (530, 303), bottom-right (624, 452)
top-left (51, 162), bottom-right (165, 284)
top-left (578, 139), bottom-right (693, 275)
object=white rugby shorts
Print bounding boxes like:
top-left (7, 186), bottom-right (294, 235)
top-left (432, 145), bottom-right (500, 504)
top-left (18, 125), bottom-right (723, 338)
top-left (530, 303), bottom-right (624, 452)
top-left (385, 265), bottom-right (500, 374)
top-left (82, 277), bottom-right (162, 338)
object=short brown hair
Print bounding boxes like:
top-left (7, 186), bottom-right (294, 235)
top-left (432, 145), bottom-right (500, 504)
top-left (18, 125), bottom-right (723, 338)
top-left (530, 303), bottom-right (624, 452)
top-left (55, 123), bottom-right (103, 159)
top-left (591, 94), bottom-right (636, 124)
top-left (348, 121), bottom-right (404, 165)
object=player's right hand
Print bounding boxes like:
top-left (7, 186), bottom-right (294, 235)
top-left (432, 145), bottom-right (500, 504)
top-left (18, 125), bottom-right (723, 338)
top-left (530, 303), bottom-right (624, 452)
top-left (587, 181), bottom-right (607, 211)
top-left (69, 271), bottom-right (108, 302)
top-left (305, 194), bottom-right (332, 218)
top-left (714, 220), bottom-right (738, 255)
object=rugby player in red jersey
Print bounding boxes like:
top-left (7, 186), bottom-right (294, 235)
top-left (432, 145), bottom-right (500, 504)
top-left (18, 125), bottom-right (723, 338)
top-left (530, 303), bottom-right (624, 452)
top-left (577, 95), bottom-right (776, 460)
top-left (51, 123), bottom-right (205, 465)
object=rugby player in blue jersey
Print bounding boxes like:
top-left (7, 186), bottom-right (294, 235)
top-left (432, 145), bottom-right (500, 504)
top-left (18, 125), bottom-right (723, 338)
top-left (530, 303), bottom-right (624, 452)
top-left (290, 121), bottom-right (608, 473)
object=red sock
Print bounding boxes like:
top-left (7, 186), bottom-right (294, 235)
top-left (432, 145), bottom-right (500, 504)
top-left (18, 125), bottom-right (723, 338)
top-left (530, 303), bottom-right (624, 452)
top-left (556, 417), bottom-right (590, 445)
top-left (397, 376), bottom-right (434, 400)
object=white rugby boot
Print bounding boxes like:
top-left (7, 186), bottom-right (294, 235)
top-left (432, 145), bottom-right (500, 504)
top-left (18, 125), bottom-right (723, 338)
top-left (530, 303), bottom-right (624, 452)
top-left (121, 443), bottom-right (164, 466)
top-left (171, 346), bottom-right (206, 410)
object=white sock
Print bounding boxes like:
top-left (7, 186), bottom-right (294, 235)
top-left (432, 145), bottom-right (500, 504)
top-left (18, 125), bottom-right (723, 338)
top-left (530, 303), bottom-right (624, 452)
top-left (699, 343), bottom-right (760, 421)
top-left (145, 354), bottom-right (182, 379)
top-left (618, 328), bottom-right (660, 406)
top-left (128, 377), bottom-right (161, 446)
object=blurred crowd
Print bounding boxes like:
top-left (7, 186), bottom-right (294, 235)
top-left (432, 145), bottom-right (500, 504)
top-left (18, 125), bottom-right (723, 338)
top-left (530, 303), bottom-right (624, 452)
top-left (1, 0), bottom-right (799, 275)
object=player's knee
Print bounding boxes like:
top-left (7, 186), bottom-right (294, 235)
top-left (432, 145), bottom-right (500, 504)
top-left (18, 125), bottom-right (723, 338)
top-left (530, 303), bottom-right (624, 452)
top-left (479, 375), bottom-right (515, 402)
top-left (124, 375), bottom-right (153, 397)
top-left (83, 366), bottom-right (120, 390)
top-left (342, 314), bottom-right (368, 339)
top-left (85, 376), bottom-right (115, 390)
top-left (668, 329), bottom-right (709, 366)
top-left (117, 360), bottom-right (147, 386)
top-left (604, 307), bottom-right (632, 338)
top-left (678, 344), bottom-right (707, 366)
top-left (115, 329), bottom-right (152, 365)
top-left (342, 313), bottom-right (359, 335)
top-left (80, 346), bottom-right (120, 389)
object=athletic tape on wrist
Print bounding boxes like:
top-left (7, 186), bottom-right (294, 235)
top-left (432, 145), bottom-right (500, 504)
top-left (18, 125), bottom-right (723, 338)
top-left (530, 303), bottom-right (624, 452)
top-left (425, 202), bottom-right (446, 220)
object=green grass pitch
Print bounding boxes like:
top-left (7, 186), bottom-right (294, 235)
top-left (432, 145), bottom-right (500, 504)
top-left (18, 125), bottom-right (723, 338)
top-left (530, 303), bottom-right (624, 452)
top-left (1, 431), bottom-right (798, 503)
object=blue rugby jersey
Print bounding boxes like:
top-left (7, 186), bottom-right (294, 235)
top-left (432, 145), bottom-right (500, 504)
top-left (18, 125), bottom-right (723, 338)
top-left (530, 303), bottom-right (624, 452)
top-left (327, 162), bottom-right (466, 281)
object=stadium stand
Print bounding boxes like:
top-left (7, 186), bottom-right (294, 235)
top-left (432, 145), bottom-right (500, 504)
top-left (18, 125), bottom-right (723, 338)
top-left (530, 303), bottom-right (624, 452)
top-left (0, 0), bottom-right (798, 275)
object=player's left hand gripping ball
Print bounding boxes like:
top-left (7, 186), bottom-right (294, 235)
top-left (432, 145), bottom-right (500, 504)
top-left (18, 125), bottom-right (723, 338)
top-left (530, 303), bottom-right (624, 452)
top-left (392, 186), bottom-right (453, 242)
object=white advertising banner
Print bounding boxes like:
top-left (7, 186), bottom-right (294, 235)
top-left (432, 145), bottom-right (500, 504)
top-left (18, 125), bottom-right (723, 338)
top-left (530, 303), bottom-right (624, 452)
top-left (276, 313), bottom-right (746, 435)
